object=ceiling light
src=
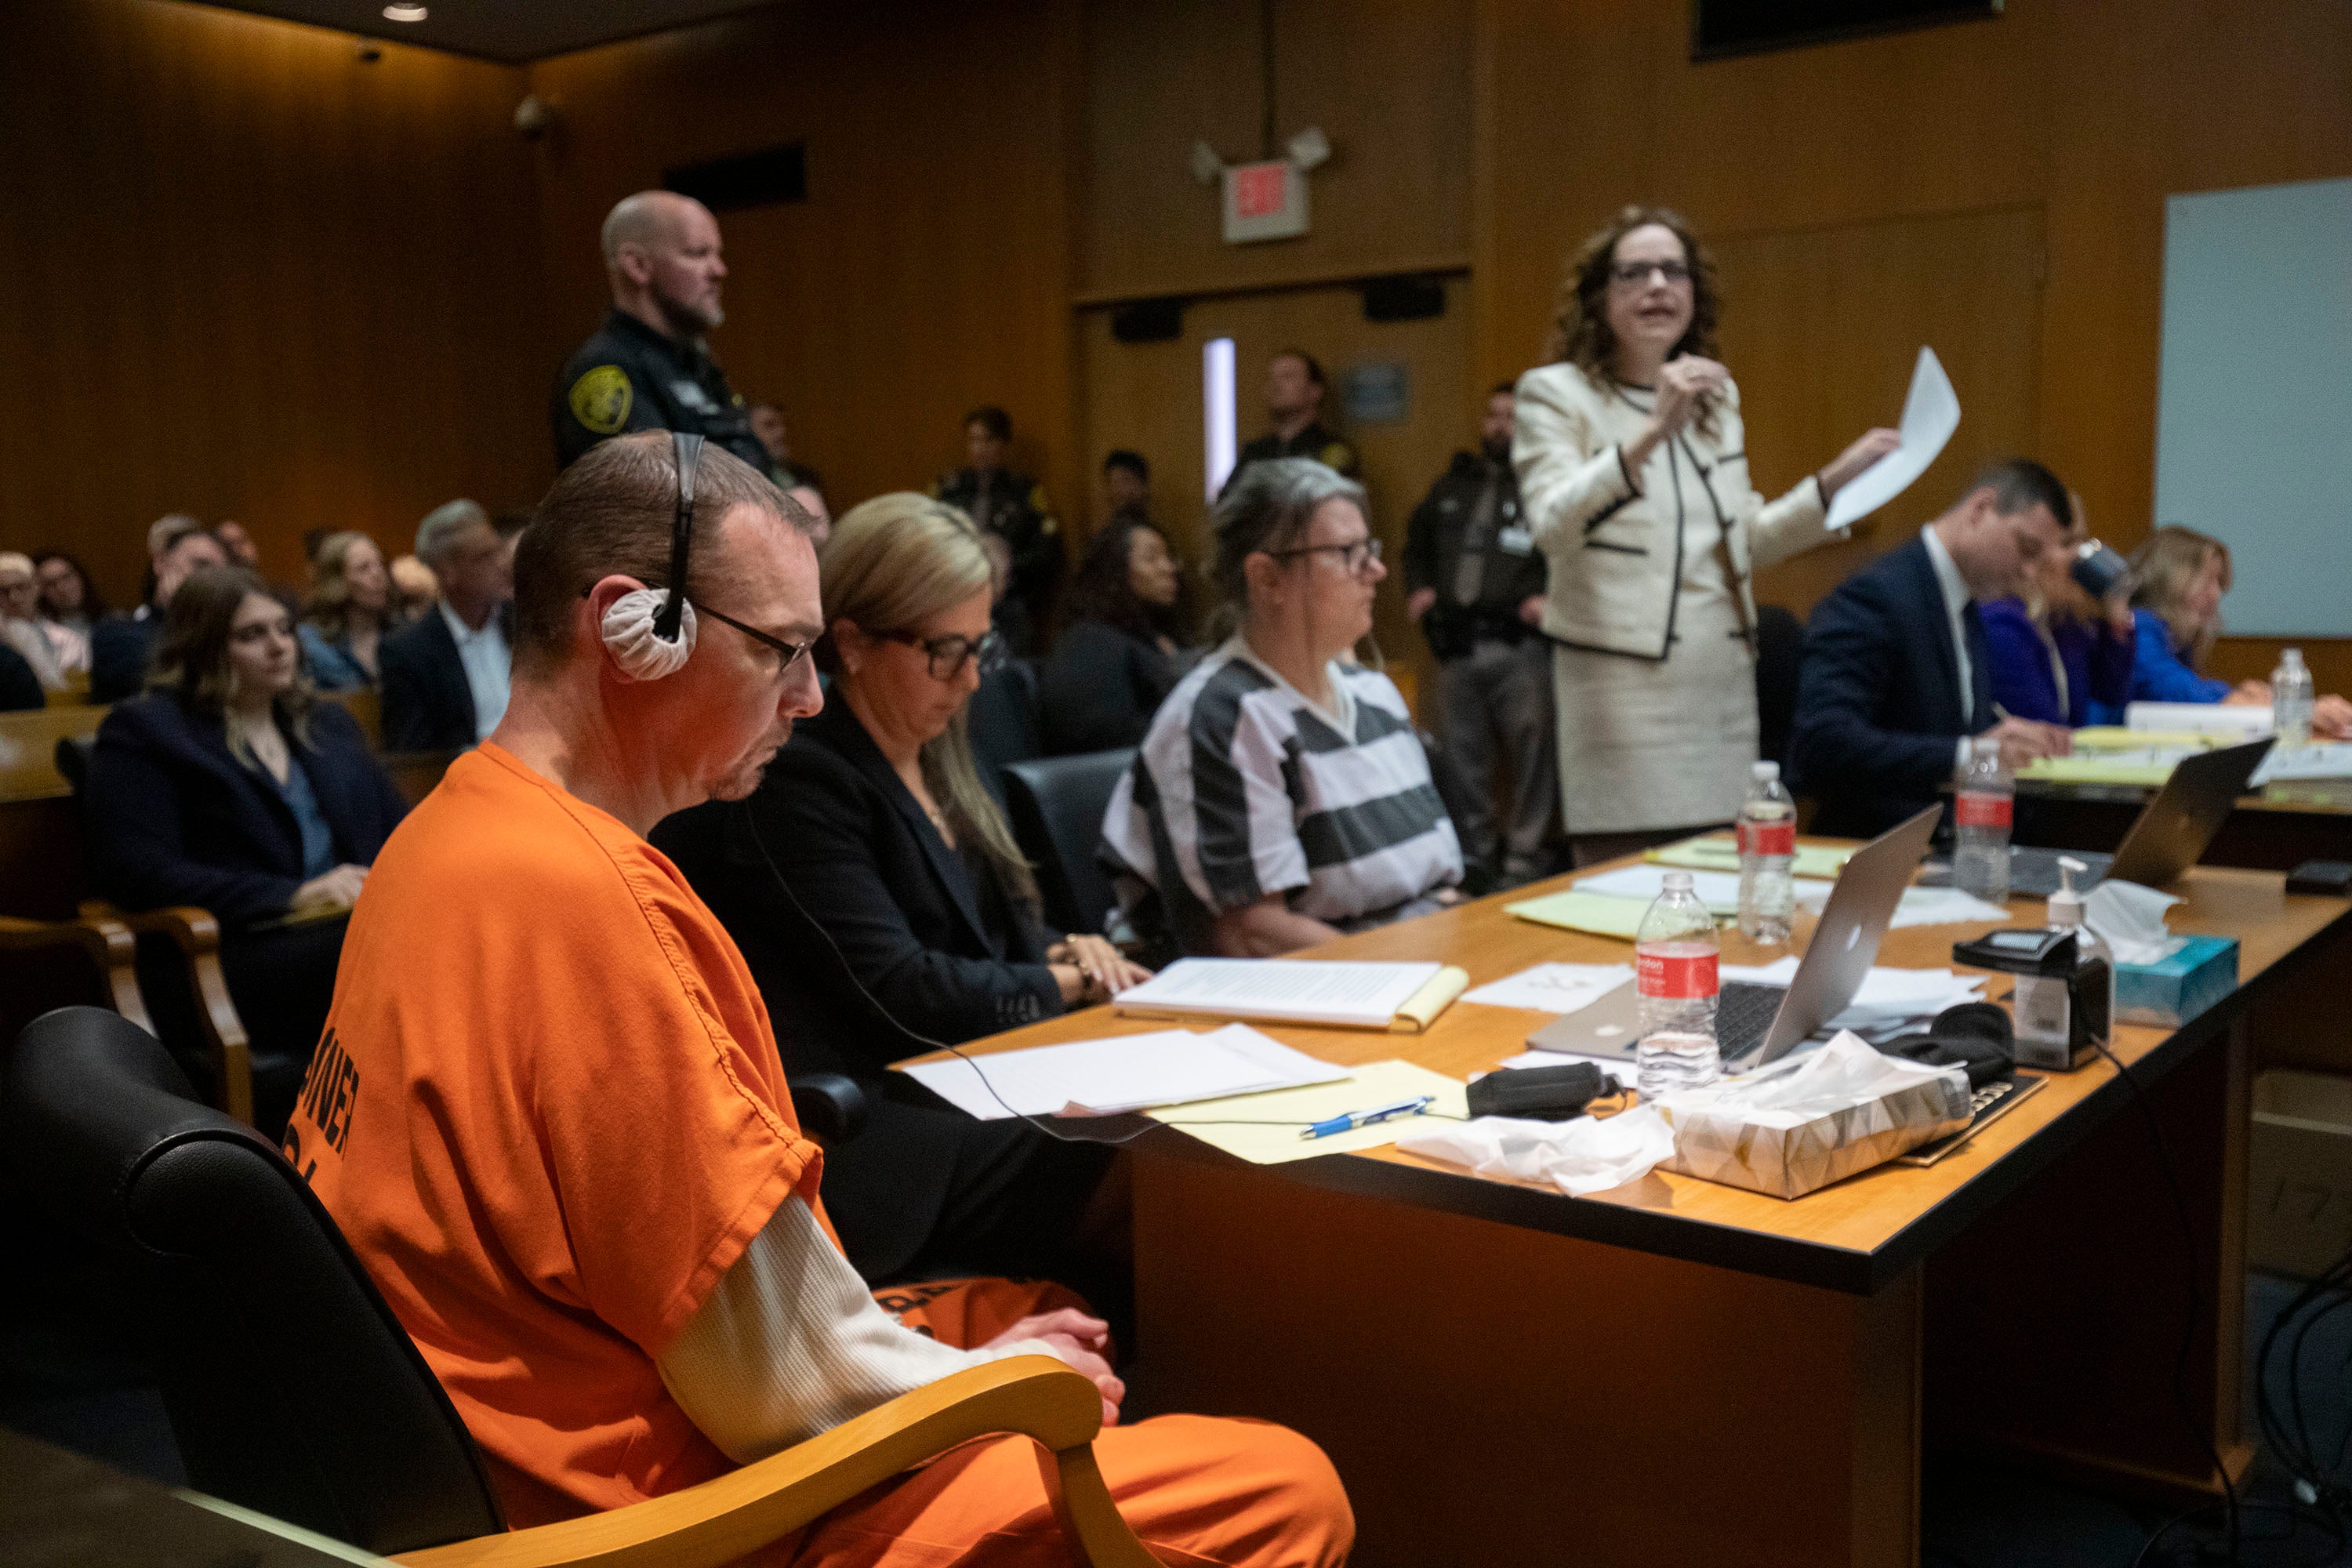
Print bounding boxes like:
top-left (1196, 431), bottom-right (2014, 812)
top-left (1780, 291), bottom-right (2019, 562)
top-left (383, 4), bottom-right (427, 20)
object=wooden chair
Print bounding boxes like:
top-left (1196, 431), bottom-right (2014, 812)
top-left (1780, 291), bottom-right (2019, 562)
top-left (4, 1007), bottom-right (1159, 1568)
top-left (0, 702), bottom-right (106, 802)
top-left (50, 732), bottom-right (256, 1126)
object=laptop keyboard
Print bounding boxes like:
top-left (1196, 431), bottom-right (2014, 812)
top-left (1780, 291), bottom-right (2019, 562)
top-left (1717, 982), bottom-right (1786, 1060)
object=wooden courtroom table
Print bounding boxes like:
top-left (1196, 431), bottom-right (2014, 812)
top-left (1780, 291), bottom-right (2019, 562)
top-left (932, 852), bottom-right (2351, 1567)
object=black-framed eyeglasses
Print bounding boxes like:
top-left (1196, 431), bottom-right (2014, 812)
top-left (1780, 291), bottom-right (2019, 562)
top-left (690, 598), bottom-right (815, 674)
top-left (880, 627), bottom-right (1007, 682)
top-left (1269, 536), bottom-right (1383, 576)
top-left (1611, 260), bottom-right (1691, 288)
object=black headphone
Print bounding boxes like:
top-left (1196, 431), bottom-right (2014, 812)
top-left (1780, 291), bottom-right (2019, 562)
top-left (655, 430), bottom-right (706, 643)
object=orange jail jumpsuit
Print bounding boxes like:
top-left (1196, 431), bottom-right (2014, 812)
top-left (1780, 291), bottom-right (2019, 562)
top-left (285, 744), bottom-right (1352, 1566)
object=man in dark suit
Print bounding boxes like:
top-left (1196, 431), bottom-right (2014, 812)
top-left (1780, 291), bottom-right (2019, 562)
top-left (0, 640), bottom-right (42, 711)
top-left (379, 500), bottom-right (513, 752)
top-left (89, 524), bottom-right (229, 702)
top-left (1792, 458), bottom-right (2074, 837)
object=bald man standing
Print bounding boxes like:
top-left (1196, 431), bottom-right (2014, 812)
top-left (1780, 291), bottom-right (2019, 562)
top-left (551, 191), bottom-right (772, 474)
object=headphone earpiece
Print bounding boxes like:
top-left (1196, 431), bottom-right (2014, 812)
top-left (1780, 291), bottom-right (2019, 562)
top-left (601, 588), bottom-right (698, 680)
top-left (598, 429), bottom-right (707, 682)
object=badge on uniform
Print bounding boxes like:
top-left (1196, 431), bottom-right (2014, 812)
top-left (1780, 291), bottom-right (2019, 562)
top-left (569, 365), bottom-right (633, 436)
top-left (1321, 441), bottom-right (1355, 472)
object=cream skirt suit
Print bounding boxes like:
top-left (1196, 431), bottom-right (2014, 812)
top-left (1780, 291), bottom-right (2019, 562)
top-left (1512, 361), bottom-right (1841, 834)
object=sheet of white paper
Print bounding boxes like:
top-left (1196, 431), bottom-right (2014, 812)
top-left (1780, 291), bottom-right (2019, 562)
top-left (1112, 958), bottom-right (1442, 1028)
top-left (898, 1025), bottom-right (1346, 1121)
top-left (1721, 956), bottom-right (1802, 985)
top-left (1825, 346), bottom-right (1961, 531)
top-left (1461, 963), bottom-right (1635, 1014)
top-left (1792, 882), bottom-right (2009, 929)
top-left (2252, 742), bottom-right (2352, 784)
top-left (1573, 864), bottom-right (1833, 913)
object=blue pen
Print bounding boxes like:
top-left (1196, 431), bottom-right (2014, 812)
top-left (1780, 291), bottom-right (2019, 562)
top-left (1301, 1094), bottom-right (1436, 1141)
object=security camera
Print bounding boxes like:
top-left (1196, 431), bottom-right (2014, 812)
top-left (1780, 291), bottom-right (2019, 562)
top-left (514, 95), bottom-right (557, 140)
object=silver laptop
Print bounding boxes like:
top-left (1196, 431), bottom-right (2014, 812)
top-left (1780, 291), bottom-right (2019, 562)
top-left (1923, 737), bottom-right (2274, 898)
top-left (1525, 804), bottom-right (1942, 1072)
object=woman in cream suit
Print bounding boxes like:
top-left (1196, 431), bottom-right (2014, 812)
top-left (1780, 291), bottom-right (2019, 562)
top-left (1515, 207), bottom-right (1898, 863)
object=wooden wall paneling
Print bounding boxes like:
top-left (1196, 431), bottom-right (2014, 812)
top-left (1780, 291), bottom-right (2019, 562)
top-left (1079, 0), bottom-right (1473, 303)
top-left (1076, 278), bottom-right (1472, 711)
top-left (524, 0), bottom-right (1085, 526)
top-left (1709, 205), bottom-right (2046, 619)
top-left (0, 1), bottom-right (550, 604)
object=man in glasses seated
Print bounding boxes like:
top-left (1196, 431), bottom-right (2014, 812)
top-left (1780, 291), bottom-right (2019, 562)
top-left (288, 442), bottom-right (1349, 1564)
top-left (1105, 459), bottom-right (1465, 959)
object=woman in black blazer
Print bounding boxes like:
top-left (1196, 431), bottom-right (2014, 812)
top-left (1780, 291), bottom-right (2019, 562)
top-left (1037, 516), bottom-right (1194, 755)
top-left (655, 493), bottom-right (1149, 1294)
top-left (89, 567), bottom-right (409, 1135)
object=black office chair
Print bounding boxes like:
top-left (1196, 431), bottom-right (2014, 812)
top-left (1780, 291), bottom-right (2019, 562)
top-left (0, 1006), bottom-right (1152, 1566)
top-left (966, 657), bottom-right (1042, 799)
top-left (1001, 748), bottom-right (1135, 938)
top-left (1754, 604), bottom-right (1804, 774)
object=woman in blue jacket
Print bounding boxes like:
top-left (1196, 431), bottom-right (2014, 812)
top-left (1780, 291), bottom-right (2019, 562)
top-left (2122, 525), bottom-right (2352, 738)
top-left (90, 566), bottom-right (409, 1134)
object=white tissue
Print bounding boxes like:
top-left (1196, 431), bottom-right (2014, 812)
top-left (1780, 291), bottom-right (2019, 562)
top-left (1396, 1104), bottom-right (1675, 1197)
top-left (2084, 880), bottom-right (2185, 966)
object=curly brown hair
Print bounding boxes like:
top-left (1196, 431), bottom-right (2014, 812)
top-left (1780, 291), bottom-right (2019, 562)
top-left (1547, 205), bottom-right (1724, 434)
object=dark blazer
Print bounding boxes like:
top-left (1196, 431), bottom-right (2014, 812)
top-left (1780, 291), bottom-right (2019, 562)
top-left (88, 692), bottom-right (410, 929)
top-left (89, 612), bottom-right (159, 704)
top-left (0, 641), bottom-right (39, 711)
top-left (1038, 619), bottom-right (1179, 755)
top-left (379, 604), bottom-right (504, 752)
top-left (1791, 535), bottom-right (1993, 839)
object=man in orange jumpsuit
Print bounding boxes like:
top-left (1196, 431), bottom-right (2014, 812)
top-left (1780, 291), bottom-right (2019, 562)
top-left (285, 432), bottom-right (1351, 1565)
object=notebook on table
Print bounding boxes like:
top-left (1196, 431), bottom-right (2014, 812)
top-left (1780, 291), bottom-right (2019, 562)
top-left (1112, 958), bottom-right (1470, 1033)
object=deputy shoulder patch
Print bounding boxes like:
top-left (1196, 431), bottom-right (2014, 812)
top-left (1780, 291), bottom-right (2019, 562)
top-left (1322, 441), bottom-right (1355, 471)
top-left (568, 365), bottom-right (633, 436)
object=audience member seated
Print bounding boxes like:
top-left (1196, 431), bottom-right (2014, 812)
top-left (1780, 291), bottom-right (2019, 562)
top-left (88, 567), bottom-right (408, 1134)
top-left (656, 492), bottom-right (1145, 1290)
top-left (1102, 448), bottom-right (1153, 526)
top-left (1983, 495), bottom-right (2135, 728)
top-left (379, 499), bottom-right (513, 750)
top-left (784, 480), bottom-right (832, 548)
top-left (33, 548), bottom-right (106, 644)
top-left (286, 432), bottom-right (1348, 1559)
top-left (0, 639), bottom-right (40, 711)
top-left (1103, 458), bottom-right (1465, 956)
top-left (89, 521), bottom-right (229, 702)
top-left (1793, 459), bottom-right (2076, 838)
top-left (0, 551), bottom-right (80, 691)
top-left (1038, 514), bottom-right (1192, 754)
top-left (933, 405), bottom-right (1062, 653)
top-left (297, 532), bottom-right (393, 690)
top-left (2122, 524), bottom-right (2352, 737)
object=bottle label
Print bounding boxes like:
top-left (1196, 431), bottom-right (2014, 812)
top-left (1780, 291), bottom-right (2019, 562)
top-left (1739, 819), bottom-right (1795, 857)
top-left (1638, 949), bottom-right (1719, 1000)
top-left (1955, 791), bottom-right (2013, 829)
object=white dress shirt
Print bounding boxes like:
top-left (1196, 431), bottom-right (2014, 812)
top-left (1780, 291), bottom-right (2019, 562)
top-left (438, 599), bottom-right (510, 742)
top-left (1919, 526), bottom-right (1980, 771)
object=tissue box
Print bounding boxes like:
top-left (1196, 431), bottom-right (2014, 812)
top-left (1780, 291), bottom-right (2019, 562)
top-left (2114, 935), bottom-right (2238, 1028)
top-left (1658, 1036), bottom-right (1972, 1200)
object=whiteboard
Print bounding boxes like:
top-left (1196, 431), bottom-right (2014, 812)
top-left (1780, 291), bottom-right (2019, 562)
top-left (2154, 176), bottom-right (2352, 637)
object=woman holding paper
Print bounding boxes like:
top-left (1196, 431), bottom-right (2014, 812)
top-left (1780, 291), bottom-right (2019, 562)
top-left (1514, 206), bottom-right (1900, 863)
top-left (653, 495), bottom-right (1137, 1289)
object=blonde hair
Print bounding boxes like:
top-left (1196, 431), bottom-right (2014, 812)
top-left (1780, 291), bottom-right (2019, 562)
top-left (2129, 524), bottom-right (2231, 667)
top-left (822, 493), bottom-right (1039, 909)
top-left (303, 532), bottom-right (381, 642)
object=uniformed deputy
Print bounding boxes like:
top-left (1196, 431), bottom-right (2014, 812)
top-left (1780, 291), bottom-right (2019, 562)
top-left (1218, 348), bottom-right (1359, 499)
top-left (931, 405), bottom-right (1062, 654)
top-left (1402, 382), bottom-right (1556, 891)
top-left (551, 191), bottom-right (771, 475)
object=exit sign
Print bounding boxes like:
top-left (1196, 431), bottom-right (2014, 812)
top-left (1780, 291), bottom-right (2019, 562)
top-left (1222, 159), bottom-right (1309, 244)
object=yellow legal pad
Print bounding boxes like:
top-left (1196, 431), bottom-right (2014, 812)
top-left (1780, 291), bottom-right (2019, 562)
top-left (1148, 1059), bottom-right (1469, 1164)
top-left (1646, 833), bottom-right (1858, 880)
top-left (1502, 888), bottom-right (1653, 941)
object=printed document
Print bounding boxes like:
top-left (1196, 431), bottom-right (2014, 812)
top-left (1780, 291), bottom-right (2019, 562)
top-left (1112, 958), bottom-right (1444, 1028)
top-left (1826, 346), bottom-right (1961, 532)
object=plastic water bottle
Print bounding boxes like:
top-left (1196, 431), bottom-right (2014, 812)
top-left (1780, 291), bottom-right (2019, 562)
top-left (1953, 737), bottom-right (2013, 905)
top-left (1737, 759), bottom-right (1795, 945)
top-left (2273, 648), bottom-right (2314, 749)
top-left (1635, 870), bottom-right (1720, 1097)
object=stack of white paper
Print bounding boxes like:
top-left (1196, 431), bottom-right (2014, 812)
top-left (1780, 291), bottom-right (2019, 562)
top-left (1572, 863), bottom-right (1834, 916)
top-left (1460, 963), bottom-right (1634, 1014)
top-left (898, 1025), bottom-right (1348, 1120)
top-left (1112, 959), bottom-right (1443, 1028)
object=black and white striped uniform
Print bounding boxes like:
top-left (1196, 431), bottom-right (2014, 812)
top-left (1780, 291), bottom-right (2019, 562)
top-left (1102, 638), bottom-right (1462, 931)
